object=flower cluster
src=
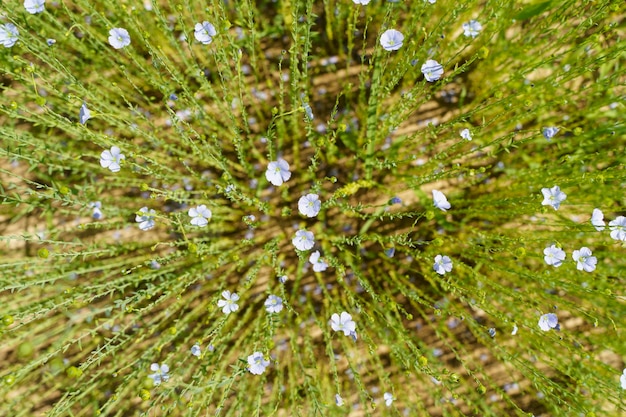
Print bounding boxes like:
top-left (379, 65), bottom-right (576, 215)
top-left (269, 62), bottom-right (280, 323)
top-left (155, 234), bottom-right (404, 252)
top-left (591, 209), bottom-right (626, 241)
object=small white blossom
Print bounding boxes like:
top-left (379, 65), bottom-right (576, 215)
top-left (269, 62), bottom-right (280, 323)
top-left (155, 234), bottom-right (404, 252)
top-left (591, 208), bottom-right (605, 231)
top-left (292, 229), bottom-right (315, 251)
top-left (541, 185), bottom-right (566, 210)
top-left (352, 0), bottom-right (371, 4)
top-left (298, 193), bottom-right (321, 217)
top-left (511, 324), bottom-right (518, 335)
top-left (538, 313), bottom-right (559, 331)
top-left (609, 216), bottom-right (626, 241)
top-left (217, 290), bottom-right (240, 314)
top-left (543, 245), bottom-right (565, 267)
top-left (433, 255), bottom-right (453, 275)
top-left (188, 204), bottom-right (212, 227)
top-left (335, 394), bottom-right (344, 406)
top-left (380, 29), bottom-right (404, 51)
top-left (421, 59), bottom-right (444, 82)
top-left (247, 352), bottom-right (270, 375)
top-left (462, 20), bottom-right (482, 38)
top-left (572, 247), bottom-right (597, 272)
top-left (309, 250), bottom-right (328, 272)
top-left (136, 207), bottom-right (156, 231)
top-left (24, 0), bottom-right (45, 14)
top-left (542, 126), bottom-right (559, 140)
top-left (149, 363), bottom-right (169, 385)
top-left (460, 128), bottom-right (472, 141)
top-left (383, 392), bottom-right (394, 406)
top-left (100, 146), bottom-right (125, 172)
top-left (191, 344), bottom-right (201, 358)
top-left (330, 312), bottom-right (356, 336)
top-left (0, 23), bottom-right (19, 48)
top-left (194, 21), bottom-right (216, 45)
top-left (264, 295), bottom-right (283, 313)
top-left (108, 28), bottom-right (131, 49)
top-left (79, 103), bottom-right (91, 124)
top-left (432, 189), bottom-right (451, 211)
top-left (265, 158), bottom-right (291, 186)
top-left (621, 369), bottom-right (626, 390)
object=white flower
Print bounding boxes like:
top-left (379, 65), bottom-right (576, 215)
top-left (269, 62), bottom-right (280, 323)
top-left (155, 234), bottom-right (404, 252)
top-left (247, 352), bottom-right (270, 375)
top-left (217, 290), bottom-right (239, 314)
top-left (621, 369), bottom-right (626, 390)
top-left (424, 0), bottom-right (436, 3)
top-left (421, 59), bottom-right (444, 82)
top-left (309, 250), bottom-right (328, 272)
top-left (191, 344), bottom-right (201, 358)
top-left (433, 254), bottom-right (453, 275)
top-left (24, 0), bottom-right (45, 14)
top-left (188, 204), bottom-right (212, 227)
top-left (542, 126), bottom-right (559, 140)
top-left (511, 324), bottom-right (518, 335)
top-left (609, 216), bottom-right (626, 241)
top-left (292, 229), bottom-right (315, 251)
top-left (460, 128), bottom-right (472, 141)
top-left (108, 28), bottom-right (131, 49)
top-left (0, 23), bottom-right (19, 48)
top-left (279, 275), bottom-right (288, 283)
top-left (79, 103), bottom-right (91, 124)
top-left (383, 392), bottom-right (394, 406)
top-left (543, 245), bottom-right (565, 267)
top-left (136, 206), bottom-right (156, 231)
top-left (100, 146), bottom-right (125, 172)
top-left (591, 208), bottom-right (605, 231)
top-left (352, 0), bottom-right (371, 4)
top-left (335, 394), bottom-right (344, 406)
top-left (264, 295), bottom-right (283, 313)
top-left (541, 185), bottom-right (566, 210)
top-left (194, 21), bottom-right (216, 45)
top-left (380, 29), bottom-right (404, 51)
top-left (265, 158), bottom-right (291, 186)
top-left (462, 20), bottom-right (482, 38)
top-left (572, 247), bottom-right (597, 272)
top-left (149, 363), bottom-right (169, 385)
top-left (538, 313), bottom-right (559, 331)
top-left (298, 193), bottom-right (321, 217)
top-left (330, 312), bottom-right (356, 336)
top-left (432, 189), bottom-right (451, 211)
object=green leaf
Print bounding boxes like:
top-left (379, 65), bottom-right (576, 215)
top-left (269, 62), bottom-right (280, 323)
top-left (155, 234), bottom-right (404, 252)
top-left (514, 1), bottom-right (553, 21)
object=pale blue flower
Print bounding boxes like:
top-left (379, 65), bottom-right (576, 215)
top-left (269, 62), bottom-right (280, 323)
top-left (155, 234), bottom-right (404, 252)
top-left (136, 207), bottom-right (156, 231)
top-left (247, 352), bottom-right (270, 375)
top-left (24, 0), bottom-right (45, 14)
top-left (541, 185), bottom-right (566, 210)
top-left (433, 255), bottom-right (453, 275)
top-left (149, 363), bottom-right (169, 385)
top-left (542, 126), bottom-right (559, 140)
top-left (572, 247), bottom-right (597, 272)
top-left (217, 290), bottom-right (239, 314)
top-left (421, 60), bottom-right (444, 82)
top-left (330, 312), bottom-right (356, 336)
top-left (79, 103), bottom-right (91, 124)
top-left (0, 23), bottom-right (19, 48)
top-left (189, 204), bottom-right (212, 227)
top-left (543, 244), bottom-right (565, 267)
top-left (194, 21), bottom-right (216, 44)
top-left (538, 313), bottom-right (559, 331)
top-left (380, 29), bottom-right (404, 51)
top-left (108, 28), bottom-right (131, 49)
top-left (609, 216), bottom-right (626, 241)
top-left (462, 20), bottom-right (482, 38)
top-left (264, 295), bottom-right (283, 313)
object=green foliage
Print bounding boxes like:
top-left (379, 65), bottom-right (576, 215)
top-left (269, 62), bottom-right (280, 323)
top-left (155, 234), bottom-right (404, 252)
top-left (1, 0), bottom-right (625, 416)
